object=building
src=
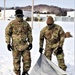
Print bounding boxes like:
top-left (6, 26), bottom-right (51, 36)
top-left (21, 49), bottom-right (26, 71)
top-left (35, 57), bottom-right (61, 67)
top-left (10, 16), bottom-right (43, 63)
top-left (0, 10), bottom-right (32, 20)
top-left (67, 11), bottom-right (75, 17)
top-left (0, 10), bottom-right (15, 20)
top-left (33, 13), bottom-right (56, 21)
top-left (54, 11), bottom-right (75, 22)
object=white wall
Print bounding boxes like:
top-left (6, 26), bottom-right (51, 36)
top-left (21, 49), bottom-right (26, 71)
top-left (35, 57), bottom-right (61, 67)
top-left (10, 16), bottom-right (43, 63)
top-left (67, 11), bottom-right (75, 17)
top-left (1, 10), bottom-right (15, 20)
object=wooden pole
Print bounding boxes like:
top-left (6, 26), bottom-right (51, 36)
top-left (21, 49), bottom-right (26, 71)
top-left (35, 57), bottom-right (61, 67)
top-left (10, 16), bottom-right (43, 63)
top-left (31, 0), bottom-right (34, 29)
top-left (4, 0), bottom-right (6, 20)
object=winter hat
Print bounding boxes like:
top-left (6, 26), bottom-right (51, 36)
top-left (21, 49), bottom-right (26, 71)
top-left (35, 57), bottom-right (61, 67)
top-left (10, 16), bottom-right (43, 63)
top-left (15, 9), bottom-right (24, 16)
top-left (46, 16), bottom-right (54, 24)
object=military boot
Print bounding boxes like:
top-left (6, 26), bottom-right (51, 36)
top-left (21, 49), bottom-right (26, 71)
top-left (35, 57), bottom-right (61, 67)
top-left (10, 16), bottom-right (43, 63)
top-left (62, 65), bottom-right (67, 71)
top-left (16, 72), bottom-right (20, 75)
top-left (22, 72), bottom-right (29, 75)
top-left (59, 65), bottom-right (67, 71)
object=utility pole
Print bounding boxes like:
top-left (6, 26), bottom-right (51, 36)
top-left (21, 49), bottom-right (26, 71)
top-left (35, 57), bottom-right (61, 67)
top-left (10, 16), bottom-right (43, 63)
top-left (14, 3), bottom-right (15, 10)
top-left (31, 0), bottom-right (34, 29)
top-left (4, 0), bottom-right (6, 20)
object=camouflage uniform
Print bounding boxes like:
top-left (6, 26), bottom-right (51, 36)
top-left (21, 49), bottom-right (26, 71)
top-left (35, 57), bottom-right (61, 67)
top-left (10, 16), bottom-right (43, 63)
top-left (39, 16), bottom-right (67, 71)
top-left (5, 19), bottom-right (33, 75)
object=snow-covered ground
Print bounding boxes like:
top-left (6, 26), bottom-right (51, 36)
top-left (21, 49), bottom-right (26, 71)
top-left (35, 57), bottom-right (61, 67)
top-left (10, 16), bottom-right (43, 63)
top-left (0, 20), bottom-right (74, 75)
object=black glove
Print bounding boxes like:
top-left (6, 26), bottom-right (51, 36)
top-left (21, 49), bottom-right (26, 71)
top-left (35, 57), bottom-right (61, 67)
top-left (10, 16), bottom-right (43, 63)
top-left (7, 44), bottom-right (12, 51)
top-left (56, 47), bottom-right (63, 55)
top-left (27, 43), bottom-right (32, 50)
top-left (39, 48), bottom-right (43, 54)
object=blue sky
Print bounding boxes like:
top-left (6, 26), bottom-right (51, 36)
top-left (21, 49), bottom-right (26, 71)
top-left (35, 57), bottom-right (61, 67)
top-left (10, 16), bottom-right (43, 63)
top-left (0, 0), bottom-right (75, 9)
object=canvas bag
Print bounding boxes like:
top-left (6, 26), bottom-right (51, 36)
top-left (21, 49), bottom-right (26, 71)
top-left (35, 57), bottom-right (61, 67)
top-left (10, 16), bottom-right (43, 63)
top-left (30, 54), bottom-right (68, 75)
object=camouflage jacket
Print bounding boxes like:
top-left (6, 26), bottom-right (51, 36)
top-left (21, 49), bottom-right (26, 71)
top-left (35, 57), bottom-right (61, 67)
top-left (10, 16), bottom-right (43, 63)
top-left (5, 19), bottom-right (33, 50)
top-left (39, 24), bottom-right (65, 49)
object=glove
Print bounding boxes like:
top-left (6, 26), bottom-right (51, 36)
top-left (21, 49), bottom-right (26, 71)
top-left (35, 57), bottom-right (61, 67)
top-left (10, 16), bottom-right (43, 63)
top-left (56, 47), bottom-right (63, 55)
top-left (27, 43), bottom-right (32, 50)
top-left (7, 44), bottom-right (12, 51)
top-left (39, 48), bottom-right (43, 54)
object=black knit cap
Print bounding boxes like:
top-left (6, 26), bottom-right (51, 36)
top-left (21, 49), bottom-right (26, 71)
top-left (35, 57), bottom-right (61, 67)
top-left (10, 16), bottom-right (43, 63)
top-left (15, 9), bottom-right (24, 16)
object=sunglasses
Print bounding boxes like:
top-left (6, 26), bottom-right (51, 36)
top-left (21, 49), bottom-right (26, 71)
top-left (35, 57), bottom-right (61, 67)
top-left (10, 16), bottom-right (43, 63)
top-left (16, 15), bottom-right (24, 17)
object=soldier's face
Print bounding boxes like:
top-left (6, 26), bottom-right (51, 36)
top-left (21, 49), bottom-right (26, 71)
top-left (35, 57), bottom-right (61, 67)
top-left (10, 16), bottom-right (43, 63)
top-left (47, 23), bottom-right (54, 29)
top-left (16, 15), bottom-right (23, 21)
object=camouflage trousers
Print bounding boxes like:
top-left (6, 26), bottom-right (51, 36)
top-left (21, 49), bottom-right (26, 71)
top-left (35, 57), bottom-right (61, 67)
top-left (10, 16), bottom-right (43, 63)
top-left (12, 49), bottom-right (31, 75)
top-left (44, 48), bottom-right (67, 71)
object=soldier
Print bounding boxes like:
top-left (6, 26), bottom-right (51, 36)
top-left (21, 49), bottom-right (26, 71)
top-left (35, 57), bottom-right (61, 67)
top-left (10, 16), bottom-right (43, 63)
top-left (39, 16), bottom-right (67, 71)
top-left (5, 9), bottom-right (33, 75)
